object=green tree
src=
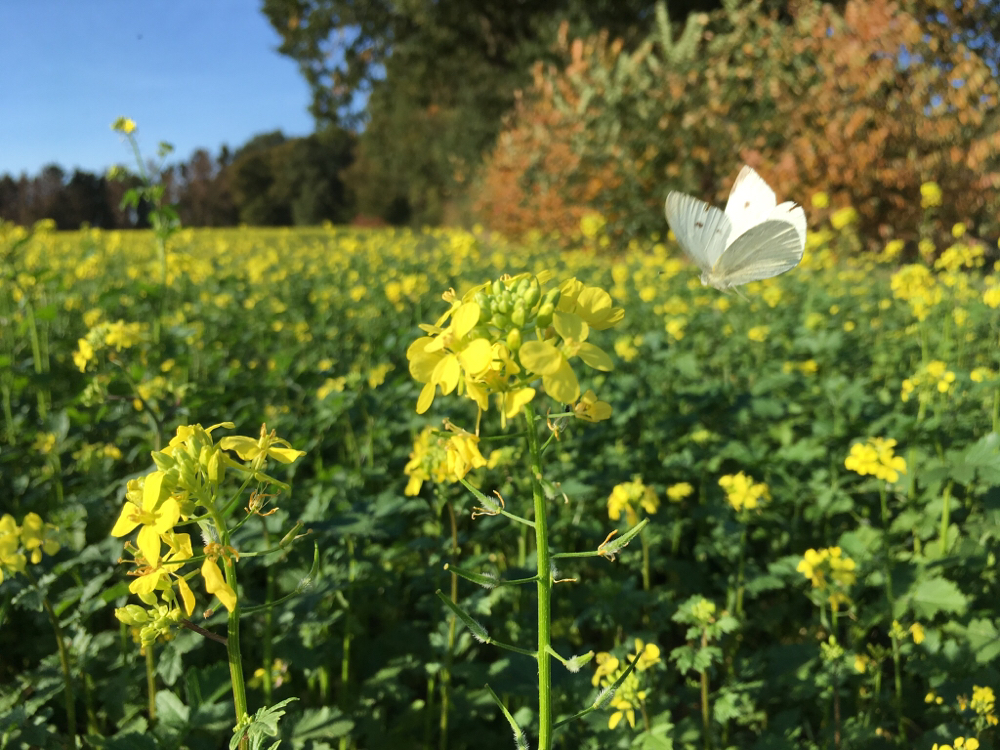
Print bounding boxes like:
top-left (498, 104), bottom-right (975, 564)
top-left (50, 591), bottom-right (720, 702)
top-left (262, 0), bottom-right (712, 225)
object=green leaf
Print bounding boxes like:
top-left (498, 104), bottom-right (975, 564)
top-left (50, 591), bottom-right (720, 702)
top-left (909, 577), bottom-right (968, 619)
top-left (155, 690), bottom-right (189, 730)
top-left (967, 618), bottom-right (1000, 663)
top-left (231, 697), bottom-right (298, 750)
top-left (291, 706), bottom-right (353, 741)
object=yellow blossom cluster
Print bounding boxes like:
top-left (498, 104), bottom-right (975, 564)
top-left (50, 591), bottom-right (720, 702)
top-left (0, 513), bottom-right (61, 583)
top-left (718, 472), bottom-right (770, 513)
top-left (932, 738), bottom-right (979, 750)
top-left (844, 437), bottom-right (907, 483)
top-left (796, 547), bottom-right (856, 611)
top-left (408, 273), bottom-right (622, 424)
top-left (901, 360), bottom-right (957, 403)
top-left (891, 264), bottom-right (943, 321)
top-left (592, 639), bottom-right (661, 730)
top-left (607, 478), bottom-right (659, 526)
top-left (111, 423), bottom-right (305, 643)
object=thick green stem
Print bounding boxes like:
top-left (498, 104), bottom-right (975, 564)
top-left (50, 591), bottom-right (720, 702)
top-left (524, 404), bottom-right (552, 750)
top-left (222, 554), bottom-right (249, 750)
top-left (145, 645), bottom-right (156, 722)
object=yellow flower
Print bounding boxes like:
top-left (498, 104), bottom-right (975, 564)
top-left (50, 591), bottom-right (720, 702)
top-left (910, 622), bottom-right (925, 644)
top-left (20, 512), bottom-right (60, 564)
top-left (667, 482), bottom-right (694, 502)
top-left (845, 437), bottom-right (907, 483)
top-left (797, 547), bottom-right (856, 611)
top-left (0, 515), bottom-right (27, 583)
top-left (110, 472), bottom-right (180, 566)
top-left (220, 431), bottom-right (306, 465)
top-left (719, 472), bottom-right (769, 513)
top-left (984, 286), bottom-right (1000, 309)
top-left (952, 222), bottom-right (967, 238)
top-left (882, 239), bottom-right (904, 260)
top-left (830, 207), bottom-right (858, 229)
top-left (920, 181), bottom-right (943, 208)
top-left (608, 479), bottom-right (659, 526)
top-left (811, 192), bottom-right (830, 209)
top-left (580, 213), bottom-right (606, 239)
top-left (112, 117), bottom-right (137, 134)
top-left (445, 431), bottom-right (488, 480)
top-left (574, 389), bottom-right (613, 423)
top-left (73, 338), bottom-right (95, 372)
top-left (201, 555), bottom-right (237, 612)
top-left (747, 325), bottom-right (770, 342)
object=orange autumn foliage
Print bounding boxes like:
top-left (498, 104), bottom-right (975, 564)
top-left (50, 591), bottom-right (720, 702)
top-left (472, 0), bottom-right (1000, 252)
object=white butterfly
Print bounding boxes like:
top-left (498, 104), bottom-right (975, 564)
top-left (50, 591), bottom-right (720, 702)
top-left (664, 165), bottom-right (807, 290)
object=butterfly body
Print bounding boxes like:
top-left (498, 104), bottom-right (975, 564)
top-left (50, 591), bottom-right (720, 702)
top-left (665, 166), bottom-right (806, 290)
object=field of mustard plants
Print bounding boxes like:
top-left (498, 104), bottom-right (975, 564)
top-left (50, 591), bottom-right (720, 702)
top-left (2, 209), bottom-right (1000, 750)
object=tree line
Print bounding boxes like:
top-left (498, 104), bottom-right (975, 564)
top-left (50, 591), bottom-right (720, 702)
top-left (0, 128), bottom-right (356, 230)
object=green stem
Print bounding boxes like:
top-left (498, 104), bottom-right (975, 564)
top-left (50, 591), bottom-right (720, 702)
top-left (879, 485), bottom-right (904, 744)
top-left (640, 526), bottom-right (651, 593)
top-left (339, 535), bottom-right (356, 750)
top-left (701, 627), bottom-right (711, 750)
top-left (222, 553), bottom-right (249, 750)
top-left (939, 482), bottom-right (953, 557)
top-left (524, 404), bottom-right (552, 750)
top-left (145, 645), bottom-right (156, 723)
top-left (25, 569), bottom-right (76, 745)
top-left (439, 500), bottom-right (459, 750)
top-left (262, 526), bottom-right (275, 706)
top-left (735, 522), bottom-right (748, 619)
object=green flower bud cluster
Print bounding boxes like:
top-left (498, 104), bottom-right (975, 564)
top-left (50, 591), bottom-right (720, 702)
top-left (471, 275), bottom-right (561, 352)
top-left (151, 424), bottom-right (231, 513)
top-left (115, 601), bottom-right (183, 646)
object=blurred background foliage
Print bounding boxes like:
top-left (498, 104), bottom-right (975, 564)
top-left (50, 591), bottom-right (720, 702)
top-left (3, 0), bottom-right (1000, 251)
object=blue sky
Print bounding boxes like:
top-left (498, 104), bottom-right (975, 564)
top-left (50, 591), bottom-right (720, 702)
top-left (0, 1), bottom-right (315, 177)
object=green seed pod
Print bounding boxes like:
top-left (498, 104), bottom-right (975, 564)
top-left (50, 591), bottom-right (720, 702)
top-left (506, 327), bottom-right (522, 351)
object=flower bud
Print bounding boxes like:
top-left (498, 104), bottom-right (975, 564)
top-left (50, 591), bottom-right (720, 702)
top-left (536, 302), bottom-right (555, 329)
top-left (491, 279), bottom-right (504, 296)
top-left (496, 294), bottom-right (511, 315)
top-left (506, 328), bottom-right (522, 351)
top-left (491, 312), bottom-right (511, 330)
top-left (511, 302), bottom-right (526, 328)
top-left (543, 287), bottom-right (561, 306)
top-left (151, 450), bottom-right (177, 473)
top-left (523, 278), bottom-right (541, 308)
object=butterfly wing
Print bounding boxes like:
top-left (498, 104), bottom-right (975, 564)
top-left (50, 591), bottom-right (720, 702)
top-left (665, 191), bottom-right (732, 272)
top-left (709, 212), bottom-right (805, 288)
top-left (724, 166), bottom-right (776, 246)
